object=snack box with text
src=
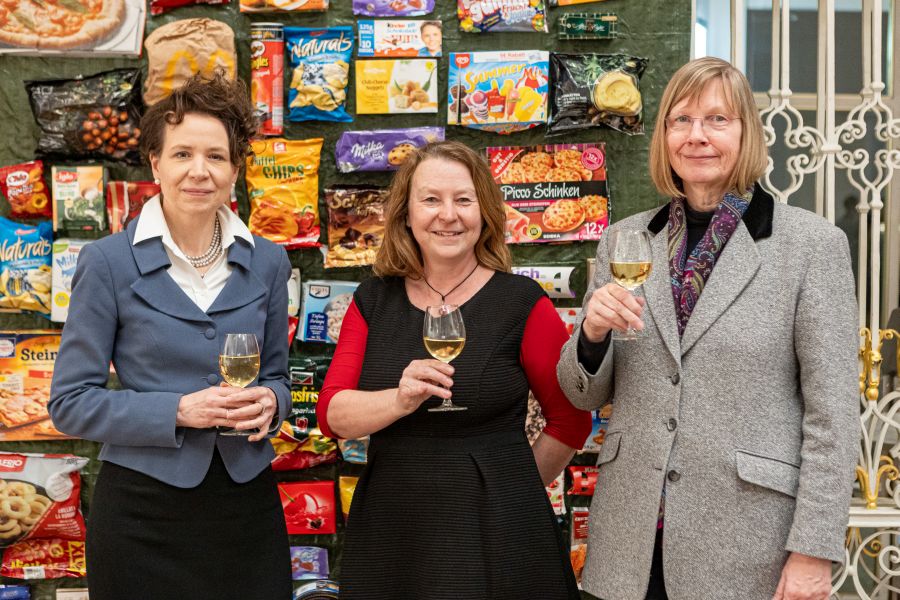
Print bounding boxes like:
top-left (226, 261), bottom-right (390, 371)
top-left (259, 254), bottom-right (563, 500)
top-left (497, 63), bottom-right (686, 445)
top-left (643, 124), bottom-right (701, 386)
top-left (299, 281), bottom-right (360, 344)
top-left (51, 239), bottom-right (89, 323)
top-left (356, 59), bottom-right (438, 114)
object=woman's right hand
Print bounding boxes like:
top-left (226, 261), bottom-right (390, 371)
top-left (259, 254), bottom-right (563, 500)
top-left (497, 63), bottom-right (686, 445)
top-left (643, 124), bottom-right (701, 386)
top-left (581, 283), bottom-right (646, 343)
top-left (395, 359), bottom-right (455, 415)
top-left (176, 386), bottom-right (250, 429)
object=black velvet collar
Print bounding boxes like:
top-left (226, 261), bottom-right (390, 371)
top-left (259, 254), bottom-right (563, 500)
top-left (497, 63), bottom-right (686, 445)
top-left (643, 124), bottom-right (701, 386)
top-left (646, 185), bottom-right (774, 241)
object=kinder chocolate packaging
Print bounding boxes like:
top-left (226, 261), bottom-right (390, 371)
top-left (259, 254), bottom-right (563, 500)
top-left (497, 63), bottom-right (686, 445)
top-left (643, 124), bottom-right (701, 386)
top-left (51, 166), bottom-right (106, 232)
top-left (246, 138), bottom-right (323, 249)
top-left (335, 127), bottom-right (443, 173)
top-left (0, 452), bottom-right (87, 547)
top-left (353, 0), bottom-right (435, 16)
top-left (324, 186), bottom-right (387, 269)
top-left (241, 0), bottom-right (327, 10)
top-left (290, 546), bottom-right (329, 580)
top-left (286, 27), bottom-right (352, 123)
top-left (0, 161), bottom-right (51, 219)
top-left (106, 181), bottom-right (159, 234)
top-left (50, 239), bottom-right (89, 323)
top-left (567, 465), bottom-right (599, 496)
top-left (458, 0), bottom-right (547, 33)
top-left (448, 51), bottom-right (549, 134)
top-left (356, 59), bottom-right (438, 114)
top-left (300, 281), bottom-right (360, 344)
top-left (279, 481), bottom-right (336, 535)
top-left (1, 539), bottom-right (86, 579)
top-left (488, 143), bottom-right (609, 244)
top-left (0, 220), bottom-right (52, 316)
top-left (0, 332), bottom-right (66, 440)
top-left (358, 20), bottom-right (442, 57)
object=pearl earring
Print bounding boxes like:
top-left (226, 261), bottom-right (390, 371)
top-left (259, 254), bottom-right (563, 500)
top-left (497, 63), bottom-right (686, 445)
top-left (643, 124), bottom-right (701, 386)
top-left (154, 178), bottom-right (160, 185)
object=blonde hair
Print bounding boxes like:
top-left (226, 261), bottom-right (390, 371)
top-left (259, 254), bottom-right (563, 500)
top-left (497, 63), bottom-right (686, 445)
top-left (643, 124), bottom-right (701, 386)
top-left (374, 141), bottom-right (512, 279)
top-left (649, 57), bottom-right (767, 198)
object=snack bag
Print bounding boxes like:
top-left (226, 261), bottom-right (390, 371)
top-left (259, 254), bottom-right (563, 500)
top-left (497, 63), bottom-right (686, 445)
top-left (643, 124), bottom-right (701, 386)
top-left (150, 0), bottom-right (228, 13)
top-left (355, 59), bottom-right (438, 114)
top-left (285, 27), bottom-right (353, 123)
top-left (357, 20), bottom-right (442, 57)
top-left (271, 427), bottom-right (338, 471)
top-left (338, 437), bottom-right (369, 464)
top-left (335, 127), bottom-right (443, 173)
top-left (339, 476), bottom-right (359, 520)
top-left (558, 12), bottom-right (619, 40)
top-left (279, 481), bottom-right (336, 535)
top-left (106, 181), bottom-right (160, 234)
top-left (246, 138), bottom-right (323, 249)
top-left (324, 186), bottom-right (387, 269)
top-left (0, 220), bottom-right (52, 316)
top-left (0, 161), bottom-right (51, 219)
top-left (50, 240), bottom-right (89, 323)
top-left (25, 69), bottom-right (143, 164)
top-left (241, 0), bottom-right (328, 10)
top-left (290, 546), bottom-right (329, 580)
top-left (548, 53), bottom-right (648, 136)
top-left (458, 0), bottom-right (548, 33)
top-left (51, 166), bottom-right (106, 232)
top-left (353, 0), bottom-right (435, 16)
top-left (0, 452), bottom-right (88, 547)
top-left (0, 332), bottom-right (66, 440)
top-left (1, 539), bottom-right (86, 579)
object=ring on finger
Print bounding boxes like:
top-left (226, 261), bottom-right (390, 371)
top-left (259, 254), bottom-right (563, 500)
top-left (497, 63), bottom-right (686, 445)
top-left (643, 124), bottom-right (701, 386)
top-left (226, 409), bottom-right (231, 421)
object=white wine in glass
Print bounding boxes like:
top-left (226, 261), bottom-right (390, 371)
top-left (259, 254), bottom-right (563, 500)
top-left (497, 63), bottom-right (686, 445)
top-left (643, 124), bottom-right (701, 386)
top-left (423, 304), bottom-right (467, 412)
top-left (608, 230), bottom-right (653, 340)
top-left (219, 333), bottom-right (260, 435)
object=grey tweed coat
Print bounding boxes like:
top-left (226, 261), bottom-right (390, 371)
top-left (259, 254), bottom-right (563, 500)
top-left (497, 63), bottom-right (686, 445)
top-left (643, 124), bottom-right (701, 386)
top-left (557, 188), bottom-right (859, 600)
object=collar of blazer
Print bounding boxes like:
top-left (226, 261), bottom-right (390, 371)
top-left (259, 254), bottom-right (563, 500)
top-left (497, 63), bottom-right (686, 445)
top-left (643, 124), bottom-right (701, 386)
top-left (641, 184), bottom-right (774, 359)
top-left (125, 218), bottom-right (266, 322)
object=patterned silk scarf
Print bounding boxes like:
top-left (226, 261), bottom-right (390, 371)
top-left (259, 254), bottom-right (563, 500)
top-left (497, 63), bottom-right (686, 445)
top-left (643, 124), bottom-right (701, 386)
top-left (667, 189), bottom-right (752, 337)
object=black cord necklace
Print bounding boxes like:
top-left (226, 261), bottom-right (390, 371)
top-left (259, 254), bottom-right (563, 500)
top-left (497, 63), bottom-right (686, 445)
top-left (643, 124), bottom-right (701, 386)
top-left (422, 263), bottom-right (479, 305)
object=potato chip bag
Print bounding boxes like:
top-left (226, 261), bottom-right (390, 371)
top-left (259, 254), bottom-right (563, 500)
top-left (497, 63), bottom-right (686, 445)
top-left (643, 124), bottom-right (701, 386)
top-left (285, 27), bottom-right (353, 123)
top-left (0, 161), bottom-right (51, 219)
top-left (246, 138), bottom-right (323, 249)
top-left (0, 219), bottom-right (52, 315)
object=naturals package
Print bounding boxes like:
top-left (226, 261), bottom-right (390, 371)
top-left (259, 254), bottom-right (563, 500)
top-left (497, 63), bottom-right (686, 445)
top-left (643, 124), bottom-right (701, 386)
top-left (356, 59), bottom-right (438, 114)
top-left (51, 166), bottom-right (106, 232)
top-left (300, 280), bottom-right (360, 343)
top-left (0, 219), bottom-right (52, 316)
top-left (50, 240), bottom-right (89, 323)
top-left (488, 143), bottom-right (609, 243)
top-left (357, 20), bottom-right (442, 57)
top-left (246, 138), bottom-right (323, 249)
top-left (447, 51), bottom-right (549, 134)
top-left (0, 332), bottom-right (67, 440)
top-left (286, 27), bottom-right (352, 123)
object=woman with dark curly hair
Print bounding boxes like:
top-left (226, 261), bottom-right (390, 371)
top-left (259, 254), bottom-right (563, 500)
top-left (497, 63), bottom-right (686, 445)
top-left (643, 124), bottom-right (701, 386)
top-left (49, 73), bottom-right (293, 600)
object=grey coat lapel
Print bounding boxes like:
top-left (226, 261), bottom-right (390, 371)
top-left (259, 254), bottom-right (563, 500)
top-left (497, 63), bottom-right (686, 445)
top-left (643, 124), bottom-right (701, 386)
top-left (643, 227), bottom-right (681, 363)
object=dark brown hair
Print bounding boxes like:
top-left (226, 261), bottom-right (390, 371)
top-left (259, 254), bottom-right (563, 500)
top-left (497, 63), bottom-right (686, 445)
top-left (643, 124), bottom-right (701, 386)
top-left (140, 71), bottom-right (257, 167)
top-left (374, 140), bottom-right (512, 279)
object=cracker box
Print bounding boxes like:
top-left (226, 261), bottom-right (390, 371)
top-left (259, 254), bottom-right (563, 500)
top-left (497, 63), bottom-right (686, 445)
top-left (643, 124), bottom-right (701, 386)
top-left (447, 51), bottom-right (549, 133)
top-left (0, 331), bottom-right (69, 441)
top-left (51, 239), bottom-right (89, 323)
top-left (487, 143), bottom-right (610, 244)
top-left (299, 281), bottom-right (360, 343)
top-left (51, 166), bottom-right (106, 232)
top-left (358, 20), bottom-right (442, 57)
top-left (355, 59), bottom-right (438, 114)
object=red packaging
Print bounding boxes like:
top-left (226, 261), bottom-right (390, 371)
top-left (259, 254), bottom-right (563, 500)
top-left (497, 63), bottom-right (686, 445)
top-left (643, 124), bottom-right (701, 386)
top-left (149, 0), bottom-right (228, 14)
top-left (0, 161), bottom-right (51, 219)
top-left (250, 24), bottom-right (285, 136)
top-left (270, 425), bottom-right (338, 472)
top-left (106, 181), bottom-right (160, 234)
top-left (567, 465), bottom-right (599, 496)
top-left (279, 481), bottom-right (336, 534)
top-left (1, 538), bottom-right (85, 579)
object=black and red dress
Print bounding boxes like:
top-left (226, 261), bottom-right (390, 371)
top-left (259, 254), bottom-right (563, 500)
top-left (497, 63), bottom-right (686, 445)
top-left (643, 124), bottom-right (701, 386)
top-left (319, 272), bottom-right (589, 600)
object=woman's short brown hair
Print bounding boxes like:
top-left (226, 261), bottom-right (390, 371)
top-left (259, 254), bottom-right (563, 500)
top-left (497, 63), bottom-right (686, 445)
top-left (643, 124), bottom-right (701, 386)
top-left (374, 140), bottom-right (512, 279)
top-left (649, 57), bottom-right (768, 198)
top-left (139, 71), bottom-right (257, 167)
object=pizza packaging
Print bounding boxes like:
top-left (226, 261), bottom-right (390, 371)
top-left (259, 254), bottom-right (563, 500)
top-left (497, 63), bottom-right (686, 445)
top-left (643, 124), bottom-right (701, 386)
top-left (447, 51), bottom-right (549, 134)
top-left (0, 332), bottom-right (68, 440)
top-left (51, 166), bottom-right (107, 232)
top-left (358, 20), bottom-right (442, 57)
top-left (548, 53), bottom-right (648, 136)
top-left (51, 239), bottom-right (90, 323)
top-left (106, 181), bottom-right (159, 234)
top-left (299, 281), bottom-right (360, 344)
top-left (0, 452), bottom-right (87, 547)
top-left (323, 186), bottom-right (387, 269)
top-left (487, 143), bottom-right (610, 244)
top-left (0, 161), bottom-right (51, 220)
top-left (150, 0), bottom-right (229, 14)
top-left (0, 0), bottom-right (146, 58)
top-left (355, 59), bottom-right (438, 114)
top-left (241, 0), bottom-right (328, 11)
top-left (0, 220), bottom-right (52, 317)
top-left (339, 476), bottom-right (358, 520)
top-left (545, 473), bottom-right (565, 516)
top-left (353, 0), bottom-right (435, 16)
top-left (279, 481), bottom-right (337, 535)
top-left (285, 27), bottom-right (353, 123)
top-left (458, 0), bottom-right (547, 33)
top-left (557, 12), bottom-right (619, 40)
top-left (335, 127), bottom-right (443, 173)
top-left (290, 546), bottom-right (329, 580)
top-left (1, 539), bottom-right (86, 579)
top-left (246, 138), bottom-right (323, 249)
top-left (511, 266), bottom-right (576, 299)
top-left (567, 465), bottom-right (599, 496)
top-left (26, 69), bottom-right (143, 164)
top-left (582, 405), bottom-right (612, 452)
top-left (143, 19), bottom-right (237, 106)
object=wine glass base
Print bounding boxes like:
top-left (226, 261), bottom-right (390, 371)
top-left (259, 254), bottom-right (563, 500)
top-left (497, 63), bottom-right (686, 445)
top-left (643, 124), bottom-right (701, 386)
top-left (217, 427), bottom-right (253, 436)
top-left (611, 329), bottom-right (645, 341)
top-left (428, 405), bottom-right (468, 412)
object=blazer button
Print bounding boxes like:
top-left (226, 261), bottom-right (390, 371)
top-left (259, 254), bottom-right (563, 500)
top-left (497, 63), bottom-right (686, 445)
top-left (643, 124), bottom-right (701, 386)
top-left (670, 372), bottom-right (680, 385)
top-left (577, 380), bottom-right (585, 393)
top-left (207, 374), bottom-right (218, 385)
top-left (667, 418), bottom-right (677, 432)
top-left (204, 328), bottom-right (216, 340)
top-left (667, 470), bottom-right (681, 483)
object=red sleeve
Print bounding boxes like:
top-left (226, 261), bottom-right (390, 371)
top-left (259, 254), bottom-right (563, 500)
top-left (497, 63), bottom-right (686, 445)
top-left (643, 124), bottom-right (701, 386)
top-left (520, 296), bottom-right (592, 449)
top-left (317, 299), bottom-right (368, 439)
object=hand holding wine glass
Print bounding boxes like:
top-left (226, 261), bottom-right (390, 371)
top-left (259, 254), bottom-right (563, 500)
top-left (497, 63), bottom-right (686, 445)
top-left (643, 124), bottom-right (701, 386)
top-left (219, 333), bottom-right (261, 435)
top-left (423, 304), bottom-right (467, 412)
top-left (607, 230), bottom-right (652, 340)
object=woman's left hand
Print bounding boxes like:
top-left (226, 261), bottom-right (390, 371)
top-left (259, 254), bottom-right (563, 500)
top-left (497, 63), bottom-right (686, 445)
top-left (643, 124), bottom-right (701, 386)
top-left (221, 386), bottom-right (279, 442)
top-left (772, 552), bottom-right (832, 600)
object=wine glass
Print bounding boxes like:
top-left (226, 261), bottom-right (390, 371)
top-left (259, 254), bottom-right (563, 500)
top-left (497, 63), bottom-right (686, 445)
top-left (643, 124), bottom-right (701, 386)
top-left (607, 230), bottom-right (652, 341)
top-left (423, 304), bottom-right (467, 412)
top-left (218, 333), bottom-right (260, 435)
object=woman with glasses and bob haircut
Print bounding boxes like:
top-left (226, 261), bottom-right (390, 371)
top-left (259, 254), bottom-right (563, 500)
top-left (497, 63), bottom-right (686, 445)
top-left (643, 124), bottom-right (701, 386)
top-left (557, 56), bottom-right (859, 600)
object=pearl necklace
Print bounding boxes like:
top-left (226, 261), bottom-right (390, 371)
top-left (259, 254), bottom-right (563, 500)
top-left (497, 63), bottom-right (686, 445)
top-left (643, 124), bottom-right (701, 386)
top-left (183, 218), bottom-right (222, 268)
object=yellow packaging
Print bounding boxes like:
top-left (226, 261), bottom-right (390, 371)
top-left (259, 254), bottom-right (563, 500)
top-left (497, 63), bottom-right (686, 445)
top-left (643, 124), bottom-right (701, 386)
top-left (0, 331), bottom-right (68, 440)
top-left (339, 475), bottom-right (358, 520)
top-left (355, 59), bottom-right (438, 114)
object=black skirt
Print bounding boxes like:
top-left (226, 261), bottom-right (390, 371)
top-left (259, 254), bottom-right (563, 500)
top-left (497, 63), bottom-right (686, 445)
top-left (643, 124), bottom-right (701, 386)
top-left (86, 449), bottom-right (291, 600)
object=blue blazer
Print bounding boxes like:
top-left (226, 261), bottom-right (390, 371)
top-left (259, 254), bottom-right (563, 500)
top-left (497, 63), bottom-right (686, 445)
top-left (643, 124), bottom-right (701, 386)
top-left (49, 217), bottom-right (292, 488)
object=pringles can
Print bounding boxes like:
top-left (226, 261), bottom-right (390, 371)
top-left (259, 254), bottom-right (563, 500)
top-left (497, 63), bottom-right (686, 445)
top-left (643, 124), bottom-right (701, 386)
top-left (250, 23), bottom-right (284, 136)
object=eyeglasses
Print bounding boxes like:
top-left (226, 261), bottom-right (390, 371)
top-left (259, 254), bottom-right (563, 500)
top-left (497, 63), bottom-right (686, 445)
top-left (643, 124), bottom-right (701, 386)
top-left (665, 114), bottom-right (741, 133)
